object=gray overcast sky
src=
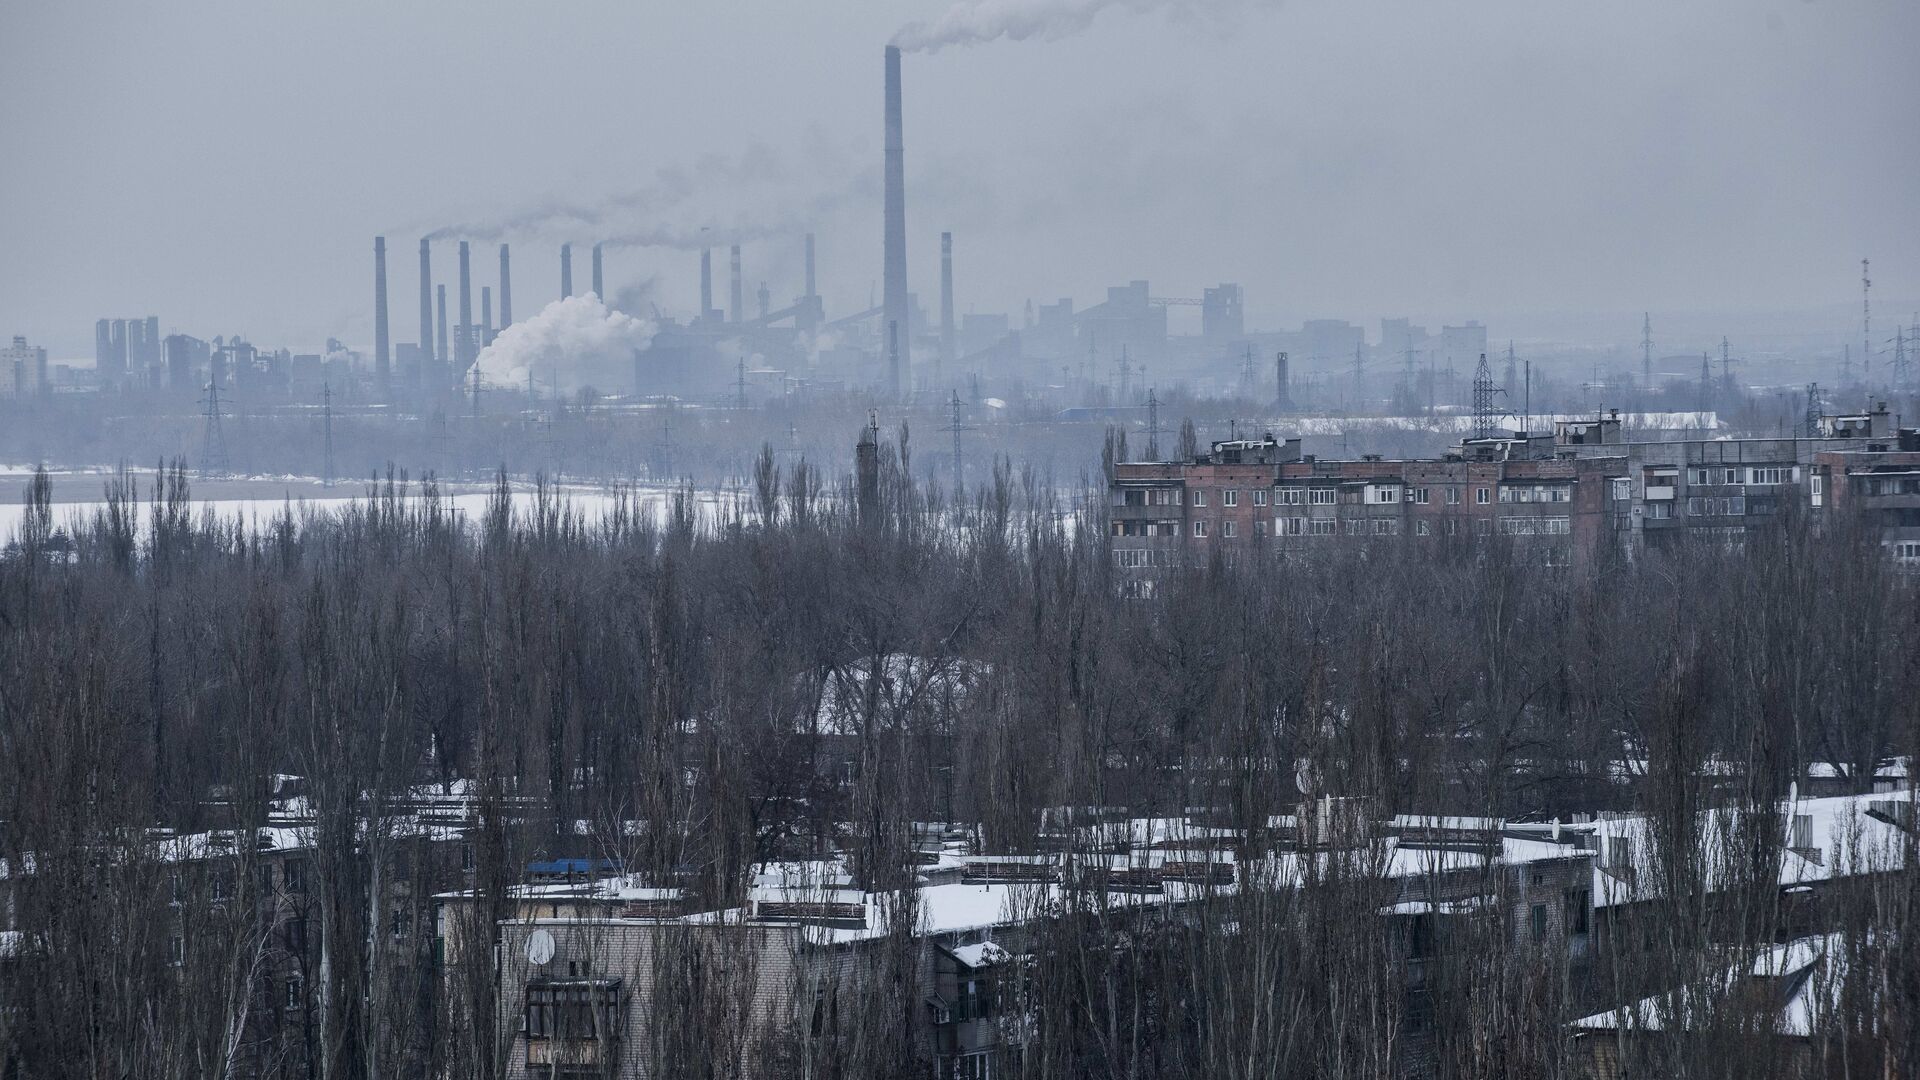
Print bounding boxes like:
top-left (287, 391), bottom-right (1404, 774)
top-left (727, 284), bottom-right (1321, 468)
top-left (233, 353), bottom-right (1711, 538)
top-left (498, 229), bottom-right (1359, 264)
top-left (2, 0), bottom-right (1915, 358)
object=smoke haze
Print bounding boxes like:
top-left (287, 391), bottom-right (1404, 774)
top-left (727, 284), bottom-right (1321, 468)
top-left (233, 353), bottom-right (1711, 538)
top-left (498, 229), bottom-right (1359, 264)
top-left (472, 295), bottom-right (655, 397)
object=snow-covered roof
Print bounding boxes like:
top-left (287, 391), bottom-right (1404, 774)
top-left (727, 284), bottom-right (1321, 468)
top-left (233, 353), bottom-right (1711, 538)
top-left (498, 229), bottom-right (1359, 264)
top-left (949, 941), bottom-right (1011, 969)
top-left (1572, 933), bottom-right (1853, 1039)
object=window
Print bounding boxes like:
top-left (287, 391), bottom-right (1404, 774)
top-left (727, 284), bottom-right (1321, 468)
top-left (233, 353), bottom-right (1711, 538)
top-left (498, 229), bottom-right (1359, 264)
top-left (1475, 487), bottom-right (1490, 505)
top-left (286, 977), bottom-right (303, 1011)
top-left (1722, 467), bottom-right (1742, 485)
top-left (1280, 517), bottom-right (1305, 536)
top-left (169, 872), bottom-right (183, 905)
top-left (1564, 889), bottom-right (1590, 935)
top-left (1253, 489), bottom-right (1268, 506)
top-left (1343, 519), bottom-right (1365, 536)
top-left (1253, 520), bottom-right (1266, 537)
top-left (1192, 490), bottom-right (1207, 507)
top-left (1309, 488), bottom-right (1336, 505)
top-left (1415, 519), bottom-right (1430, 536)
top-left (1894, 542), bottom-right (1920, 561)
top-left (1411, 487), bottom-right (1430, 505)
top-left (1529, 903), bottom-right (1548, 941)
top-left (210, 870), bottom-right (232, 904)
top-left (1687, 467), bottom-right (1713, 486)
top-left (1646, 502), bottom-right (1674, 519)
top-left (1221, 521), bottom-right (1237, 538)
top-left (1474, 518), bottom-right (1492, 535)
top-left (1444, 517), bottom-right (1459, 535)
top-left (1192, 520), bottom-right (1207, 538)
top-left (955, 1052), bottom-right (993, 1080)
top-left (284, 859), bottom-right (306, 893)
top-left (525, 982), bottom-right (623, 1042)
top-left (1277, 487), bottom-right (1304, 505)
top-left (1223, 489), bottom-right (1239, 507)
top-left (461, 843), bottom-right (475, 871)
top-left (1369, 485), bottom-right (1399, 504)
top-left (1611, 478), bottom-right (1632, 501)
top-left (1445, 487), bottom-right (1461, 505)
top-left (1309, 519), bottom-right (1337, 536)
top-left (1371, 518), bottom-right (1398, 535)
top-left (1499, 517), bottom-right (1571, 536)
top-left (1749, 466), bottom-right (1788, 485)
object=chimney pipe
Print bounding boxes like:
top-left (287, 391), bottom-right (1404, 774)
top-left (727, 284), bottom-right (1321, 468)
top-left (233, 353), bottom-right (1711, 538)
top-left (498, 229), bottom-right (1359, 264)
top-left (560, 243), bottom-right (573, 299)
top-left (457, 240), bottom-right (473, 375)
top-left (418, 238), bottom-right (434, 370)
top-left (883, 45), bottom-right (910, 396)
top-left (592, 242), bottom-right (604, 299)
top-left (498, 244), bottom-right (513, 330)
top-left (939, 231), bottom-right (954, 376)
top-left (1275, 351), bottom-right (1293, 411)
top-left (700, 248), bottom-right (713, 321)
top-left (730, 244), bottom-right (743, 323)
top-left (888, 320), bottom-right (901, 401)
top-left (374, 236), bottom-right (391, 397)
top-left (481, 286), bottom-right (493, 344)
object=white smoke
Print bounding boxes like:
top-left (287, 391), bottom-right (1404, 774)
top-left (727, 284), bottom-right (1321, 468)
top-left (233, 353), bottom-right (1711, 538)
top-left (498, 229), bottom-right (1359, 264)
top-left (892, 0), bottom-right (1260, 53)
top-left (471, 295), bottom-right (655, 397)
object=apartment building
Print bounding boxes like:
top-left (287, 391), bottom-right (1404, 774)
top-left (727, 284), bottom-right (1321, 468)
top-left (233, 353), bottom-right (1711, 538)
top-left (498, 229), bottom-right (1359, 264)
top-left (1109, 404), bottom-right (1920, 575)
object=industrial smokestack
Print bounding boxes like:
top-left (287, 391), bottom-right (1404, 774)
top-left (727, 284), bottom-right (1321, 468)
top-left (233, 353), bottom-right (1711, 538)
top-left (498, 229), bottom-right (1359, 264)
top-left (457, 240), bottom-right (473, 375)
top-left (730, 244), bottom-right (743, 323)
top-left (1275, 351), bottom-right (1293, 412)
top-left (374, 236), bottom-right (391, 397)
top-left (592, 242), bottom-right (604, 299)
top-left (419, 238), bottom-right (434, 369)
top-left (560, 243), bottom-right (573, 299)
top-left (436, 284), bottom-right (449, 375)
top-left (883, 45), bottom-right (910, 396)
top-left (939, 231), bottom-right (954, 376)
top-left (481, 286), bottom-right (492, 344)
top-left (888, 320), bottom-right (901, 400)
top-left (498, 244), bottom-right (513, 330)
top-left (700, 247), bottom-right (713, 321)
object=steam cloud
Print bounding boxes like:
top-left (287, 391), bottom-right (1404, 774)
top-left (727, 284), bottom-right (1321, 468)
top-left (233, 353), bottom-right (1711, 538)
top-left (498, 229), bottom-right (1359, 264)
top-left (892, 0), bottom-right (1252, 53)
top-left (472, 295), bottom-right (655, 397)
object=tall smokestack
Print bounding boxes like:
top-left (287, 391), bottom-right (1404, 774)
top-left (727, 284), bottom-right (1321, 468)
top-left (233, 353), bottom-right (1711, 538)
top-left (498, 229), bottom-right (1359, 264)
top-left (939, 231), bottom-right (954, 377)
top-left (419, 238), bottom-right (434, 369)
top-left (436, 284), bottom-right (449, 375)
top-left (883, 45), bottom-right (910, 396)
top-left (481, 286), bottom-right (492, 344)
top-left (457, 240), bottom-right (473, 375)
top-left (730, 244), bottom-right (743, 323)
top-left (592, 242), bottom-right (604, 299)
top-left (560, 243), bottom-right (573, 299)
top-left (374, 236), bottom-right (391, 397)
top-left (888, 320), bottom-right (901, 400)
top-left (498, 244), bottom-right (513, 330)
top-left (1275, 351), bottom-right (1293, 411)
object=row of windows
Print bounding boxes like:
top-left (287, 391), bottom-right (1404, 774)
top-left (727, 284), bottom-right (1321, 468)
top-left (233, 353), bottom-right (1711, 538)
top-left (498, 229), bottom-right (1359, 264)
top-left (1498, 484), bottom-right (1570, 504)
top-left (1498, 516), bottom-right (1572, 536)
top-left (1686, 465), bottom-right (1794, 487)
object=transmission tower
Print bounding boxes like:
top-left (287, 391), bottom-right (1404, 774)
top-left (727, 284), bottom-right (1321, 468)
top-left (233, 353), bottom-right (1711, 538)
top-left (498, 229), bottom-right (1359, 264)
top-left (944, 390), bottom-right (971, 494)
top-left (1719, 336), bottom-right (1737, 394)
top-left (200, 377), bottom-right (230, 479)
top-left (1351, 341), bottom-right (1365, 405)
top-left (1804, 383), bottom-right (1822, 438)
top-left (1470, 352), bottom-right (1502, 440)
top-left (321, 380), bottom-right (335, 488)
top-left (1697, 352), bottom-right (1713, 413)
top-left (1861, 258), bottom-right (1871, 384)
top-left (1240, 345), bottom-right (1256, 400)
top-left (1146, 387), bottom-right (1161, 460)
top-left (1502, 342), bottom-right (1518, 408)
top-left (1641, 312), bottom-right (1653, 390)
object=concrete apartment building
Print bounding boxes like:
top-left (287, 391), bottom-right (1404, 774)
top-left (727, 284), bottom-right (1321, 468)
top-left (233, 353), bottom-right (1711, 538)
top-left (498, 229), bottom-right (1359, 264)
top-left (1110, 403), bottom-right (1920, 574)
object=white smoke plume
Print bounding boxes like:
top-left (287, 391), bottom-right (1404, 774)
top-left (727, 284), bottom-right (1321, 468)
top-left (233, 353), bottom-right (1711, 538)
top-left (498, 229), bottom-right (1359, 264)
top-left (472, 295), bottom-right (655, 397)
top-left (892, 0), bottom-right (1258, 53)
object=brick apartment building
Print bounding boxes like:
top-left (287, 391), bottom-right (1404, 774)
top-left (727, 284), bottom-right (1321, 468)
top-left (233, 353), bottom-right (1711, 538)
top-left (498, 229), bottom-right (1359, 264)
top-left (1110, 403), bottom-right (1920, 574)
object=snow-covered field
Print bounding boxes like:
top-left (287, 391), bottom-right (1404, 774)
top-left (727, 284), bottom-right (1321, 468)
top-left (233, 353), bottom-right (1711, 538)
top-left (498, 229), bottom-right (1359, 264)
top-left (0, 484), bottom-right (740, 542)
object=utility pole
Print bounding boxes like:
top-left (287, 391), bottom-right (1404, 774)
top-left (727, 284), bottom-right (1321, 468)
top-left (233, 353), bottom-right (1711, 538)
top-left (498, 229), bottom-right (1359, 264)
top-left (321, 380), bottom-right (335, 488)
top-left (200, 377), bottom-right (229, 479)
top-left (1146, 387), bottom-right (1161, 460)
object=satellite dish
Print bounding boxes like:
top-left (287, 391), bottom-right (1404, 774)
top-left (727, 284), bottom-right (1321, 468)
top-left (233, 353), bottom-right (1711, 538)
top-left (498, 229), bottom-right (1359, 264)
top-left (526, 928), bottom-right (556, 967)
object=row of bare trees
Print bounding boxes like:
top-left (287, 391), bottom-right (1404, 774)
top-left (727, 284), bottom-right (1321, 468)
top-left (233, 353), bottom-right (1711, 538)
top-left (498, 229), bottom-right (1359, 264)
top-left (1, 442), bottom-right (1915, 1078)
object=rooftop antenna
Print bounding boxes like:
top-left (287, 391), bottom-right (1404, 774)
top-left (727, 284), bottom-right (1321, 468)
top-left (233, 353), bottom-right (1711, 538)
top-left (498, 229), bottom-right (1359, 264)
top-left (200, 376), bottom-right (229, 479)
top-left (1470, 352), bottom-right (1501, 440)
top-left (1146, 386), bottom-right (1162, 460)
top-left (1641, 312), bottom-right (1653, 390)
top-left (321, 380), bottom-right (335, 488)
